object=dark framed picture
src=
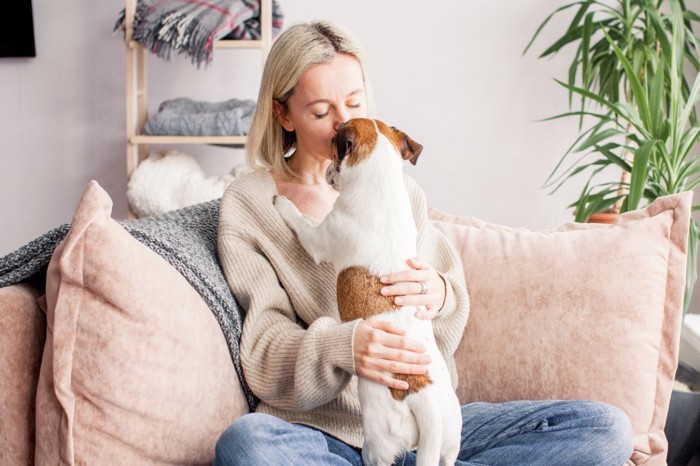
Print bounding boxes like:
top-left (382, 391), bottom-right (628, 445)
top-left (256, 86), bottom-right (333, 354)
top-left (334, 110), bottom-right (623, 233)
top-left (0, 0), bottom-right (36, 58)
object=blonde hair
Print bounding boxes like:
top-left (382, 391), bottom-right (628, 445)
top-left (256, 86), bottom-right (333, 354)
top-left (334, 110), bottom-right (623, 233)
top-left (245, 20), bottom-right (375, 180)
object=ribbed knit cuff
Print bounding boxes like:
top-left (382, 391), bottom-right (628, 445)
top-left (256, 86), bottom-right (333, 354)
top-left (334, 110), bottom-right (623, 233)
top-left (438, 272), bottom-right (457, 317)
top-left (318, 319), bottom-right (360, 376)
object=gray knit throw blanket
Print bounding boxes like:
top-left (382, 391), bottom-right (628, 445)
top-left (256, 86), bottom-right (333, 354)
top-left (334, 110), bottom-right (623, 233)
top-left (144, 97), bottom-right (256, 136)
top-left (115, 0), bottom-right (284, 67)
top-left (0, 199), bottom-right (258, 412)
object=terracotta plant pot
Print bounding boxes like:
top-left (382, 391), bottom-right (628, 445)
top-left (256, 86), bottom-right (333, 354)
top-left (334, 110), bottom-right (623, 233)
top-left (587, 212), bottom-right (619, 224)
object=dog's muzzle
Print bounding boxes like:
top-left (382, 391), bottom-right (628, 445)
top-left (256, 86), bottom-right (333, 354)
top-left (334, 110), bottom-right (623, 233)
top-left (326, 160), bottom-right (341, 190)
top-left (327, 134), bottom-right (342, 190)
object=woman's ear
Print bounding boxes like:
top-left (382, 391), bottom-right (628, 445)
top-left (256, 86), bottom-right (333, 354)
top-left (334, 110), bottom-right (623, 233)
top-left (273, 100), bottom-right (294, 132)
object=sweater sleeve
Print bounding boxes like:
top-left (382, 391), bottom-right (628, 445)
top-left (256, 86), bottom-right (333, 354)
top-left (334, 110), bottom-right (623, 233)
top-left (405, 175), bottom-right (470, 362)
top-left (218, 193), bottom-right (358, 412)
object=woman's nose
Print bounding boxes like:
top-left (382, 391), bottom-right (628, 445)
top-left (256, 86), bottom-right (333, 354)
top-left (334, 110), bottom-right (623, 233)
top-left (333, 108), bottom-right (351, 131)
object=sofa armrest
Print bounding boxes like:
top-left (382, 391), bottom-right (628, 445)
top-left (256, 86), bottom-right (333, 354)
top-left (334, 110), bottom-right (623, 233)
top-left (0, 283), bottom-right (45, 466)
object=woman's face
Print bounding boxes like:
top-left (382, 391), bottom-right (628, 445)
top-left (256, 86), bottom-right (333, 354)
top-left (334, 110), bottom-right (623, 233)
top-left (276, 53), bottom-right (368, 161)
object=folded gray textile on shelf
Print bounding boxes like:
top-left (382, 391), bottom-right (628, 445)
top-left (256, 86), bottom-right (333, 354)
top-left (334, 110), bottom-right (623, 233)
top-left (0, 199), bottom-right (258, 412)
top-left (114, 0), bottom-right (284, 67)
top-left (145, 97), bottom-right (256, 137)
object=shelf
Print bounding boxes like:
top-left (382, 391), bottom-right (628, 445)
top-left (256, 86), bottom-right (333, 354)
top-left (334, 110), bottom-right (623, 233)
top-left (130, 135), bottom-right (247, 145)
top-left (124, 0), bottom-right (271, 218)
top-left (128, 39), bottom-right (266, 50)
top-left (215, 40), bottom-right (266, 49)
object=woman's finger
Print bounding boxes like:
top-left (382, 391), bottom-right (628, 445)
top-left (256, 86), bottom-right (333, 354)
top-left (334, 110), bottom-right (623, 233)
top-left (359, 369), bottom-right (410, 390)
top-left (380, 269), bottom-right (430, 286)
top-left (380, 281), bottom-right (428, 297)
top-left (353, 320), bottom-right (431, 387)
top-left (406, 257), bottom-right (431, 270)
top-left (365, 319), bottom-right (406, 336)
top-left (360, 355), bottom-right (429, 375)
top-left (355, 321), bottom-right (427, 355)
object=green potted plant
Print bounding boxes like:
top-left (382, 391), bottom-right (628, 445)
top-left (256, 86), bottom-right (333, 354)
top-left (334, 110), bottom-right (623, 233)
top-left (525, 0), bottom-right (700, 312)
top-left (526, 2), bottom-right (700, 459)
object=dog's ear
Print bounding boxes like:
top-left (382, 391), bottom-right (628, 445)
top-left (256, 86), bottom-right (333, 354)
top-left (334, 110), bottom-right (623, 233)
top-left (398, 132), bottom-right (423, 166)
top-left (335, 126), bottom-right (357, 166)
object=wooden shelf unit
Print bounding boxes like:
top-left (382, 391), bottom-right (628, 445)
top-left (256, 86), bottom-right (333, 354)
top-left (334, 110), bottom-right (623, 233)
top-left (124, 0), bottom-right (272, 184)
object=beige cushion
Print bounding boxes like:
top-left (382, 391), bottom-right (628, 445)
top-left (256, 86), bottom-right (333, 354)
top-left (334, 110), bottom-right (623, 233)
top-left (429, 192), bottom-right (692, 466)
top-left (0, 283), bottom-right (45, 466)
top-left (35, 181), bottom-right (248, 465)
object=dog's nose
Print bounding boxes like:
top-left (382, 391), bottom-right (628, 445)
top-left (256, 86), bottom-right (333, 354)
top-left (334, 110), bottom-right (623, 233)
top-left (335, 121), bottom-right (347, 132)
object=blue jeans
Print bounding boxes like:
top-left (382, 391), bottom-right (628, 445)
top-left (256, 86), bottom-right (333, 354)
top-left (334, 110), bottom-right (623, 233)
top-left (214, 400), bottom-right (634, 466)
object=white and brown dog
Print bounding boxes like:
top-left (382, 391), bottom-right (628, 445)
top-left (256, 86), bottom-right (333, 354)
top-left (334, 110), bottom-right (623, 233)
top-left (274, 118), bottom-right (461, 466)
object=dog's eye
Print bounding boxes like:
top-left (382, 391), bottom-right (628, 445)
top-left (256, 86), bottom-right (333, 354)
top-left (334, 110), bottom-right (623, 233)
top-left (390, 126), bottom-right (398, 132)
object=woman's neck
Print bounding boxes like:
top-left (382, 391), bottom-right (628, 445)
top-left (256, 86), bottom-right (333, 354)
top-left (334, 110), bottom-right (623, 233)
top-left (284, 150), bottom-right (332, 186)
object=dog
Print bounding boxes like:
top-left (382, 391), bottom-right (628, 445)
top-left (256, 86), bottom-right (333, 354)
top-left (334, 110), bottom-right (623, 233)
top-left (274, 118), bottom-right (461, 466)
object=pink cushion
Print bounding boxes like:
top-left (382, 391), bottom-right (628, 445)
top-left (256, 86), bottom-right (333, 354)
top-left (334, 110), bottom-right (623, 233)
top-left (35, 181), bottom-right (248, 465)
top-left (429, 192), bottom-right (691, 466)
top-left (0, 283), bottom-right (45, 465)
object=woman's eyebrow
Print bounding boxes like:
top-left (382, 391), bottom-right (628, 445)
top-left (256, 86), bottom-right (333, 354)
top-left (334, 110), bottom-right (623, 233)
top-left (305, 88), bottom-right (365, 107)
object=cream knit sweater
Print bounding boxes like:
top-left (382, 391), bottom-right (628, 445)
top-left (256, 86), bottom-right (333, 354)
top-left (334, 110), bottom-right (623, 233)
top-left (217, 169), bottom-right (470, 448)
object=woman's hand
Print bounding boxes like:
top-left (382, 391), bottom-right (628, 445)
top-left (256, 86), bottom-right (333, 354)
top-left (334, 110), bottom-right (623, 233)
top-left (380, 257), bottom-right (446, 320)
top-left (353, 319), bottom-right (431, 390)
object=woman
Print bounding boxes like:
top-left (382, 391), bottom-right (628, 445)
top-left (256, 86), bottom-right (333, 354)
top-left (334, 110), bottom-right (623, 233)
top-left (215, 20), bottom-right (634, 466)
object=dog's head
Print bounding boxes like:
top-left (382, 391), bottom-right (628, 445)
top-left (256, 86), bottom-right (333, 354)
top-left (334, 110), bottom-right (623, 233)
top-left (327, 119), bottom-right (422, 186)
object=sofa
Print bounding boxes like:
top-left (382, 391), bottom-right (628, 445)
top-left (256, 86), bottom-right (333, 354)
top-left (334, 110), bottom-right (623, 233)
top-left (0, 180), bottom-right (692, 465)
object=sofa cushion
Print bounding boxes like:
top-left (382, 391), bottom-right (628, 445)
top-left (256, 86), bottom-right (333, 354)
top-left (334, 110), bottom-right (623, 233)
top-left (429, 192), bottom-right (692, 466)
top-left (35, 181), bottom-right (248, 465)
top-left (0, 283), bottom-right (45, 466)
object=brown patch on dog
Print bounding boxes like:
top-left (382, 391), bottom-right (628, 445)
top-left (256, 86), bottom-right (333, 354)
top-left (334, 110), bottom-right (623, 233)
top-left (389, 373), bottom-right (433, 401)
top-left (375, 120), bottom-right (423, 165)
top-left (334, 119), bottom-right (377, 169)
top-left (336, 266), bottom-right (433, 401)
top-left (336, 266), bottom-right (400, 322)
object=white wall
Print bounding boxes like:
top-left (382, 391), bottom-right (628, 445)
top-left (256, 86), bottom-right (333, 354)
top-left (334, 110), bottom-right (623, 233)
top-left (0, 0), bottom-right (580, 249)
top-left (1, 0), bottom-right (699, 307)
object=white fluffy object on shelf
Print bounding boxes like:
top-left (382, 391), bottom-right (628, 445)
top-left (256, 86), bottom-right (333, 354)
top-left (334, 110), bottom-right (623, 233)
top-left (127, 150), bottom-right (247, 218)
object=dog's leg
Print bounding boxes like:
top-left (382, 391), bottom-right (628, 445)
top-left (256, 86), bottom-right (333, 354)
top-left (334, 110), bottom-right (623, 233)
top-left (407, 391), bottom-right (443, 466)
top-left (273, 195), bottom-right (329, 264)
top-left (440, 392), bottom-right (462, 466)
top-left (441, 442), bottom-right (460, 466)
top-left (361, 438), bottom-right (400, 466)
top-left (359, 381), bottom-right (407, 466)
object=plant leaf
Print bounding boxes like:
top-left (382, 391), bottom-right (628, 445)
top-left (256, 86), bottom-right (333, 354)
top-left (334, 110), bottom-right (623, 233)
top-left (624, 139), bottom-right (657, 211)
top-left (648, 56), bottom-right (666, 136)
top-left (523, 2), bottom-right (583, 56)
top-left (684, 220), bottom-right (699, 315)
top-left (554, 78), bottom-right (626, 118)
top-left (602, 28), bottom-right (653, 129)
top-left (575, 127), bottom-right (626, 153)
